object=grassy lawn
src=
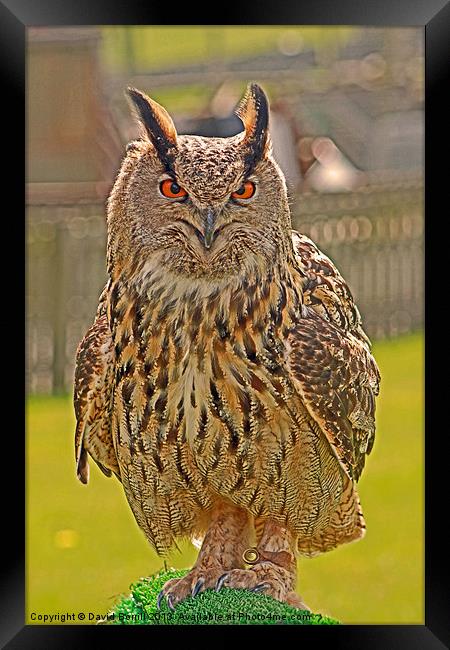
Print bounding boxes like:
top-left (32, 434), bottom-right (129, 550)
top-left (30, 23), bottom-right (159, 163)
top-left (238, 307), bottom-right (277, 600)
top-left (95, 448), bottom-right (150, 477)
top-left (26, 331), bottom-right (423, 625)
top-left (100, 27), bottom-right (356, 73)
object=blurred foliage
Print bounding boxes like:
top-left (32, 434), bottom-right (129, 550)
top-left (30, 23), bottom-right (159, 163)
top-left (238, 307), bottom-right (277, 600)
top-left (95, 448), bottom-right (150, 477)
top-left (26, 332), bottom-right (423, 625)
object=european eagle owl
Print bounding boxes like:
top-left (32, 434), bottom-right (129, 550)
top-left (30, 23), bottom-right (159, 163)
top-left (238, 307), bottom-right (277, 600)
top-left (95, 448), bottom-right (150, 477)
top-left (74, 83), bottom-right (380, 610)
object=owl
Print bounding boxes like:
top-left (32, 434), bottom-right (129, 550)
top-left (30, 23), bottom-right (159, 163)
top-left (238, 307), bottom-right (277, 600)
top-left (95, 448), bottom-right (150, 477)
top-left (74, 83), bottom-right (380, 611)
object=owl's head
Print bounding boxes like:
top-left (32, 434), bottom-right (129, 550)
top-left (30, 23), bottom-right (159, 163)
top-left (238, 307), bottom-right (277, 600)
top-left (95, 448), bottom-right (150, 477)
top-left (107, 83), bottom-right (293, 281)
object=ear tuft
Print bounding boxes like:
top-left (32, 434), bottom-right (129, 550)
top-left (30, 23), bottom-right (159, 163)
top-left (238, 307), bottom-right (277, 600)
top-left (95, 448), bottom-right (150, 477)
top-left (236, 83), bottom-right (270, 173)
top-left (126, 87), bottom-right (177, 172)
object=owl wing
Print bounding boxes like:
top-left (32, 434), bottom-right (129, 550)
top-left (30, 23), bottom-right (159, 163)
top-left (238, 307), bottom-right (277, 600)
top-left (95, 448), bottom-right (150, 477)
top-left (292, 231), bottom-right (371, 345)
top-left (287, 231), bottom-right (381, 481)
top-left (74, 288), bottom-right (119, 484)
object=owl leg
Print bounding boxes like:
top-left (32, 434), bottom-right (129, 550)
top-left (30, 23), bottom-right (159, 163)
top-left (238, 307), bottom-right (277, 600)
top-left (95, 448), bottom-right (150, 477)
top-left (157, 500), bottom-right (252, 610)
top-left (215, 519), bottom-right (309, 610)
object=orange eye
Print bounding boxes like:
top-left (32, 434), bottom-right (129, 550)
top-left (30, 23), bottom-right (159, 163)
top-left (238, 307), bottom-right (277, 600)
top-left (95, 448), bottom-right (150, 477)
top-left (231, 181), bottom-right (256, 201)
top-left (160, 179), bottom-right (188, 200)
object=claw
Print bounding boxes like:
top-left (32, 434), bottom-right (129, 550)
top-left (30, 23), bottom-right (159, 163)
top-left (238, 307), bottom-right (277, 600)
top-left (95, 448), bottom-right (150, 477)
top-left (215, 573), bottom-right (229, 592)
top-left (251, 582), bottom-right (270, 593)
top-left (166, 594), bottom-right (175, 612)
top-left (157, 589), bottom-right (165, 610)
top-left (191, 577), bottom-right (205, 598)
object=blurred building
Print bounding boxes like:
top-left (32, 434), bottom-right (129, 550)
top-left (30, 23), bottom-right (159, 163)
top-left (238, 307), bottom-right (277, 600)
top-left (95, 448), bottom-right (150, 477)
top-left (27, 27), bottom-right (123, 204)
top-left (110, 27), bottom-right (423, 184)
top-left (27, 28), bottom-right (124, 393)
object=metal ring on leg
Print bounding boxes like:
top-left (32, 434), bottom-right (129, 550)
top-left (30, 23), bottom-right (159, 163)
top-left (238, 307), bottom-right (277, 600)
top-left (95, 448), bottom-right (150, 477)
top-left (243, 547), bottom-right (260, 565)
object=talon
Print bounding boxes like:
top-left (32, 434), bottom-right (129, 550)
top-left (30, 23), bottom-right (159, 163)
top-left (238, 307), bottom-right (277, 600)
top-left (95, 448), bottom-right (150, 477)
top-left (157, 589), bottom-right (165, 610)
top-left (215, 573), bottom-right (229, 592)
top-left (191, 577), bottom-right (204, 598)
top-left (251, 582), bottom-right (270, 593)
top-left (167, 594), bottom-right (175, 612)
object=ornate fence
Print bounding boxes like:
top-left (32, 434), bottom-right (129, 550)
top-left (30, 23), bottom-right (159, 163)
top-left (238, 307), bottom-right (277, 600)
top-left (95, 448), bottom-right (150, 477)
top-left (26, 174), bottom-right (423, 394)
top-left (292, 174), bottom-right (424, 341)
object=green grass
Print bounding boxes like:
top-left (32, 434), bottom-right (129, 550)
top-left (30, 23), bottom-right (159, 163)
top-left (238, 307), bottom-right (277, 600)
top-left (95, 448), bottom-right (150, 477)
top-left (100, 27), bottom-right (357, 74)
top-left (108, 569), bottom-right (338, 625)
top-left (26, 331), bottom-right (423, 625)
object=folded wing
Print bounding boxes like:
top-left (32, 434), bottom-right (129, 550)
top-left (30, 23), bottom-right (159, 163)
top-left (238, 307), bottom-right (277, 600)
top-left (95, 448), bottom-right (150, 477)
top-left (74, 289), bottom-right (119, 483)
top-left (288, 232), bottom-right (380, 481)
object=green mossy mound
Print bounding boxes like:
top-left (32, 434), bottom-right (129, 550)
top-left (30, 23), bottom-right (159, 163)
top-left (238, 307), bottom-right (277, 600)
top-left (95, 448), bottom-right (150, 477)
top-left (106, 568), bottom-right (339, 625)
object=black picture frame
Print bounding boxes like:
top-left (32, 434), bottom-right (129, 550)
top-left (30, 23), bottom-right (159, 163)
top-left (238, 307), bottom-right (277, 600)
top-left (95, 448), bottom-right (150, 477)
top-left (8, 0), bottom-right (449, 646)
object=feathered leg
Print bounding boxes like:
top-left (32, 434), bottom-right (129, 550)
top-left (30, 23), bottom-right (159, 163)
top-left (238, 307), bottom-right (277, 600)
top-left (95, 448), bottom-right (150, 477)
top-left (157, 500), bottom-right (252, 610)
top-left (215, 519), bottom-right (309, 610)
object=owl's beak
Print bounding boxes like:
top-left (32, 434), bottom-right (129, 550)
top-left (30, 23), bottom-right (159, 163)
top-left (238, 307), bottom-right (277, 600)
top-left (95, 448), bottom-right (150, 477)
top-left (202, 208), bottom-right (217, 249)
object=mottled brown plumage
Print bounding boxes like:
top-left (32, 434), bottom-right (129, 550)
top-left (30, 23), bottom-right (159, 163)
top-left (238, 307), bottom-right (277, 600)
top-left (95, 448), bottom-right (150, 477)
top-left (74, 83), bottom-right (380, 609)
top-left (74, 287), bottom-right (119, 484)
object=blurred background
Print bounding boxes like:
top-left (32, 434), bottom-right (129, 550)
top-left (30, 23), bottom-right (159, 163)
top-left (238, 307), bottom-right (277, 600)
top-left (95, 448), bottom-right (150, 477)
top-left (26, 26), bottom-right (424, 624)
